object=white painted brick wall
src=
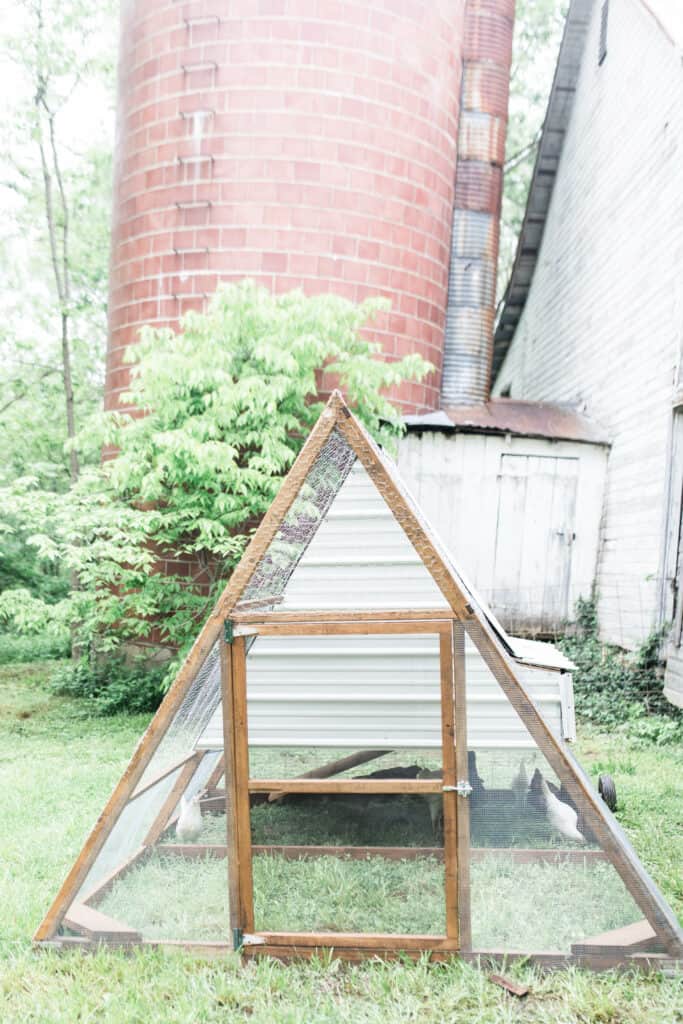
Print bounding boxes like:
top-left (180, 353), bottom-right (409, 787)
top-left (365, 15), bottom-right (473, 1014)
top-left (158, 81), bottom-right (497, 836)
top-left (494, 0), bottom-right (683, 648)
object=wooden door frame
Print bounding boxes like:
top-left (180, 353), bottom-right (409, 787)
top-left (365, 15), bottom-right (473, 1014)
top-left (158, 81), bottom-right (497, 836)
top-left (661, 406), bottom-right (683, 644)
top-left (223, 614), bottom-right (463, 956)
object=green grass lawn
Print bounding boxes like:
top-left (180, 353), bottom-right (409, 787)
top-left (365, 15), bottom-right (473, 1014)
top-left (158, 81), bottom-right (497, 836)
top-left (1, 661), bottom-right (682, 1023)
top-left (127, 798), bottom-right (637, 948)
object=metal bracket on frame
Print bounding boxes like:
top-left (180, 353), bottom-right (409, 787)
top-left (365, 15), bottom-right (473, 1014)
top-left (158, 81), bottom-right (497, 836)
top-left (242, 933), bottom-right (266, 947)
top-left (443, 780), bottom-right (473, 797)
top-left (224, 619), bottom-right (234, 644)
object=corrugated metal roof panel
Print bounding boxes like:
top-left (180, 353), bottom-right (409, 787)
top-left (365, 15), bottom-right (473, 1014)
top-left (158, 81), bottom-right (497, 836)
top-left (280, 462), bottom-right (449, 610)
top-left (405, 398), bottom-right (609, 446)
top-left (198, 634), bottom-right (566, 751)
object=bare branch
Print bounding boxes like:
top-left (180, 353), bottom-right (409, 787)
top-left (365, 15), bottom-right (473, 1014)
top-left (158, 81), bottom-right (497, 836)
top-left (0, 365), bottom-right (60, 416)
top-left (5, 358), bottom-right (63, 372)
top-left (34, 105), bottom-right (65, 303)
top-left (29, 0), bottom-right (79, 483)
top-left (504, 129), bottom-right (542, 174)
top-left (45, 100), bottom-right (70, 301)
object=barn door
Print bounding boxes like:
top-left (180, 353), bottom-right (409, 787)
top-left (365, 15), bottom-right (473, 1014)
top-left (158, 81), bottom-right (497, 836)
top-left (492, 455), bottom-right (579, 633)
top-left (223, 618), bottom-right (464, 957)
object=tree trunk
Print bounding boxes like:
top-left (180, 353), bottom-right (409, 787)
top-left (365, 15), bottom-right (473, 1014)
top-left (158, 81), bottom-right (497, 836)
top-left (61, 310), bottom-right (79, 484)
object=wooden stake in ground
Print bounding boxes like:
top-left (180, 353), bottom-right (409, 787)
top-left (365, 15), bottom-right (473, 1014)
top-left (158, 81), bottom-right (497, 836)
top-left (489, 974), bottom-right (530, 998)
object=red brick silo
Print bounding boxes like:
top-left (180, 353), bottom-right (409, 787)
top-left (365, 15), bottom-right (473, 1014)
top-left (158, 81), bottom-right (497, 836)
top-left (105, 0), bottom-right (469, 416)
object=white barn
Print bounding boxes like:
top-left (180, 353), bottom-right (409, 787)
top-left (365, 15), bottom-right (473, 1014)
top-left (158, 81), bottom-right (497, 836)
top-left (490, 0), bottom-right (683, 706)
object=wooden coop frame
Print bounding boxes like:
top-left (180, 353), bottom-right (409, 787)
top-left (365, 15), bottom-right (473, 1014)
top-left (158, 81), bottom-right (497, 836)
top-left (35, 392), bottom-right (683, 970)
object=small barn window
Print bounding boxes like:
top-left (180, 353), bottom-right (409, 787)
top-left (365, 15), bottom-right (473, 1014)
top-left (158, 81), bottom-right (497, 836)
top-left (598, 0), bottom-right (608, 65)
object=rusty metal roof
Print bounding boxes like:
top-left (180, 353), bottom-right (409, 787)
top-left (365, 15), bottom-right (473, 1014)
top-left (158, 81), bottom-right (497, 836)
top-left (404, 398), bottom-right (610, 445)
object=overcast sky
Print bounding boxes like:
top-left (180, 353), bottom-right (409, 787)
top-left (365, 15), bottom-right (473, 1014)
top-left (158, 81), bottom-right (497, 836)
top-left (644, 0), bottom-right (683, 44)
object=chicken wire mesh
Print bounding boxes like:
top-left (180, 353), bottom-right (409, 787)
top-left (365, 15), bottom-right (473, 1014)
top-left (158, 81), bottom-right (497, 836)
top-left (244, 627), bottom-right (447, 935)
top-left (136, 639), bottom-right (222, 789)
top-left (62, 641), bottom-right (231, 941)
top-left (251, 788), bottom-right (446, 935)
top-left (460, 619), bottom-right (650, 954)
top-left (239, 427), bottom-right (356, 606)
top-left (65, 753), bottom-right (231, 942)
top-left (75, 766), bottom-right (186, 901)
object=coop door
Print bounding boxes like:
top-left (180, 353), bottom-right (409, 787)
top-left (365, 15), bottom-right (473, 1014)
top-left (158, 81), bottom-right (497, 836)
top-left (223, 620), bottom-right (462, 953)
top-left (492, 454), bottom-right (578, 632)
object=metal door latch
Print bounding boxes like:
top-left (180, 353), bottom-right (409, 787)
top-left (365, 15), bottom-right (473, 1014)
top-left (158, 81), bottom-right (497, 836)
top-left (442, 780), bottom-right (473, 797)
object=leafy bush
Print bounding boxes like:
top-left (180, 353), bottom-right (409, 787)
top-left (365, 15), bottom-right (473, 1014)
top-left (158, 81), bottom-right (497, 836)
top-left (49, 656), bottom-right (166, 716)
top-left (619, 708), bottom-right (683, 748)
top-left (0, 282), bottom-right (432, 660)
top-left (558, 595), bottom-right (683, 742)
top-left (0, 631), bottom-right (70, 664)
top-left (0, 588), bottom-right (71, 646)
top-left (0, 516), bottom-right (70, 601)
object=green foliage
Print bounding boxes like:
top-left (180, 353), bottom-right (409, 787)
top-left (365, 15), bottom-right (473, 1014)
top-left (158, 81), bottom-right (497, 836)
top-left (558, 596), bottom-right (683, 742)
top-left (49, 655), bottom-right (166, 716)
top-left (0, 0), bottom-right (115, 607)
top-left (0, 631), bottom-right (69, 664)
top-left (0, 282), bottom-right (431, 659)
top-left (0, 514), bottom-right (69, 600)
top-left (0, 587), bottom-right (71, 646)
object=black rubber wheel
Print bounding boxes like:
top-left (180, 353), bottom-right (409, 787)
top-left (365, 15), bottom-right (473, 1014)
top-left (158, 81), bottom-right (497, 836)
top-left (598, 773), bottom-right (617, 811)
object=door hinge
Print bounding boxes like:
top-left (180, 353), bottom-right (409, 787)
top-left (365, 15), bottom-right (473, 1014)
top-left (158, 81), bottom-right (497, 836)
top-left (224, 619), bottom-right (234, 644)
top-left (443, 780), bottom-right (473, 797)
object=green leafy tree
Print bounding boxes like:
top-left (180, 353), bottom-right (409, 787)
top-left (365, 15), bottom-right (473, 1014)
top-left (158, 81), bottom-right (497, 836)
top-left (1, 0), bottom-right (115, 484)
top-left (0, 0), bottom-right (115, 600)
top-left (0, 282), bottom-right (431, 658)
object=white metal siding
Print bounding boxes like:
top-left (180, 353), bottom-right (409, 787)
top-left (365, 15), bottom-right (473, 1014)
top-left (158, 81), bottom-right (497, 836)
top-left (491, 0), bottom-right (683, 648)
top-left (280, 462), bottom-right (448, 610)
top-left (198, 634), bottom-right (567, 750)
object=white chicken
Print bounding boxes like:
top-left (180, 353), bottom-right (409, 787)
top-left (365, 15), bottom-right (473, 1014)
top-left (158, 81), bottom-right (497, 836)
top-left (176, 793), bottom-right (202, 843)
top-left (511, 759), bottom-right (528, 810)
top-left (417, 768), bottom-right (443, 837)
top-left (539, 775), bottom-right (586, 844)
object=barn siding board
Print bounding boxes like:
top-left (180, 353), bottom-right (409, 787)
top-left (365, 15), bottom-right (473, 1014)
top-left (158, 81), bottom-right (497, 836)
top-left (493, 454), bottom-right (579, 627)
top-left (397, 432), bottom-right (606, 631)
top-left (664, 646), bottom-right (683, 708)
top-left (492, 0), bottom-right (683, 649)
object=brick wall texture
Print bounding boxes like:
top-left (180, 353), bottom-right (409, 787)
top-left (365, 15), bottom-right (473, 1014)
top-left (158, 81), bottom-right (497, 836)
top-left (106, 0), bottom-right (472, 415)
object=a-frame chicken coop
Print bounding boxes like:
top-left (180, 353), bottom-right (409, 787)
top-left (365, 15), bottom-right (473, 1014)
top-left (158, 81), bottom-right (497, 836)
top-left (35, 393), bottom-right (683, 968)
